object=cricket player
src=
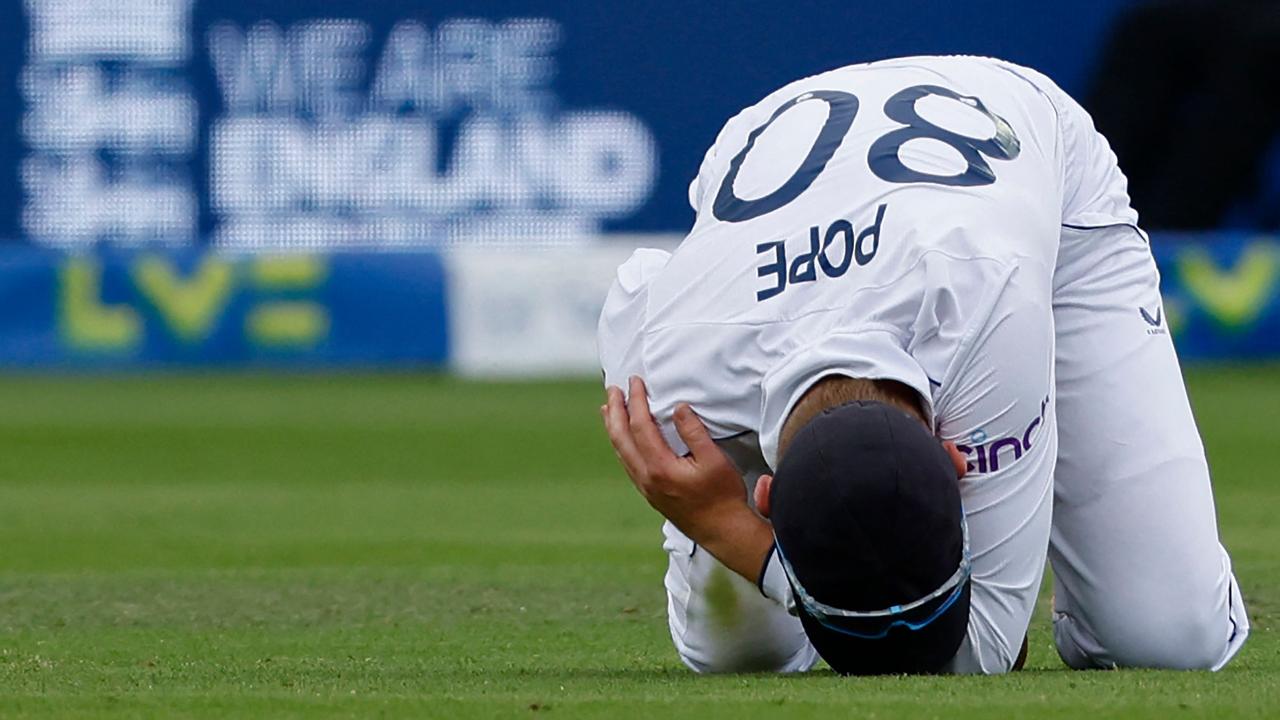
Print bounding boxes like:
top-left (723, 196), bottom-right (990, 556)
top-left (597, 55), bottom-right (1249, 674)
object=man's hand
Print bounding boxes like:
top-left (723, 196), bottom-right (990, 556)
top-left (602, 377), bottom-right (774, 584)
top-left (601, 377), bottom-right (744, 536)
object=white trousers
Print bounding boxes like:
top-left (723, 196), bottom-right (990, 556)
top-left (1048, 224), bottom-right (1249, 670)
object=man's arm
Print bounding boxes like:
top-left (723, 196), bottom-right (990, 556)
top-left (602, 377), bottom-right (774, 585)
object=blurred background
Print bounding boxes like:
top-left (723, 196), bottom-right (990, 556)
top-left (2, 1), bottom-right (1279, 712)
top-left (0, 0), bottom-right (1277, 372)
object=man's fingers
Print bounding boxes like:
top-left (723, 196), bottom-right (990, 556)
top-left (943, 440), bottom-right (968, 479)
top-left (604, 385), bottom-right (646, 480)
top-left (673, 403), bottom-right (721, 463)
top-left (627, 376), bottom-right (678, 468)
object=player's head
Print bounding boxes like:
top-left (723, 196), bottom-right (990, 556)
top-left (767, 399), bottom-right (970, 675)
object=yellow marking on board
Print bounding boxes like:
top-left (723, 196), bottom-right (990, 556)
top-left (1176, 243), bottom-right (1279, 330)
top-left (245, 302), bottom-right (329, 347)
top-left (131, 256), bottom-right (234, 343)
top-left (59, 259), bottom-right (142, 351)
top-left (249, 256), bottom-right (327, 288)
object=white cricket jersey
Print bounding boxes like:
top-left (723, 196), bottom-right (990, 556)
top-left (598, 55), bottom-right (1132, 470)
top-left (597, 55), bottom-right (1241, 676)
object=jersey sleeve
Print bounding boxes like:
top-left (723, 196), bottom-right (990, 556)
top-left (597, 248), bottom-right (672, 390)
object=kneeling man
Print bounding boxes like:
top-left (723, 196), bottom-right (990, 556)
top-left (598, 55), bottom-right (1249, 675)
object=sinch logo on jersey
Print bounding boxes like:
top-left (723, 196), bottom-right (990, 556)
top-left (956, 395), bottom-right (1050, 475)
top-left (20, 1), bottom-right (659, 250)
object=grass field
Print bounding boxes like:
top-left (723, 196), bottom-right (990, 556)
top-left (0, 367), bottom-right (1277, 718)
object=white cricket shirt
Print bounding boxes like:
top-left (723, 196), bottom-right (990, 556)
top-left (599, 55), bottom-right (1133, 466)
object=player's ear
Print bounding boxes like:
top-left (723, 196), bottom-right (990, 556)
top-left (754, 474), bottom-right (773, 518)
top-left (942, 441), bottom-right (967, 479)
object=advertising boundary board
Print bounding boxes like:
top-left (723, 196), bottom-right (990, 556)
top-left (0, 233), bottom-right (1274, 373)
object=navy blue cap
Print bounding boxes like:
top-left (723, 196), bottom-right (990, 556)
top-left (769, 400), bottom-right (970, 675)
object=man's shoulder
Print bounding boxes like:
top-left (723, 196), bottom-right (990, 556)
top-left (597, 247), bottom-right (672, 387)
top-left (611, 248), bottom-right (672, 297)
top-left (598, 247), bottom-right (672, 338)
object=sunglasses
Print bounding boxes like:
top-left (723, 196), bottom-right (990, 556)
top-left (774, 514), bottom-right (972, 640)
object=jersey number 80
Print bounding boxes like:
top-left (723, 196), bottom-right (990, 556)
top-left (712, 85), bottom-right (1022, 224)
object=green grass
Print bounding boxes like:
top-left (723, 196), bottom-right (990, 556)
top-left (0, 368), bottom-right (1276, 718)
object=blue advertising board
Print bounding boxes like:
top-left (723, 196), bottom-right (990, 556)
top-left (0, 0), bottom-right (1137, 250)
top-left (1152, 235), bottom-right (1280, 362)
top-left (0, 248), bottom-right (449, 367)
top-left (4, 1), bottom-right (1277, 370)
